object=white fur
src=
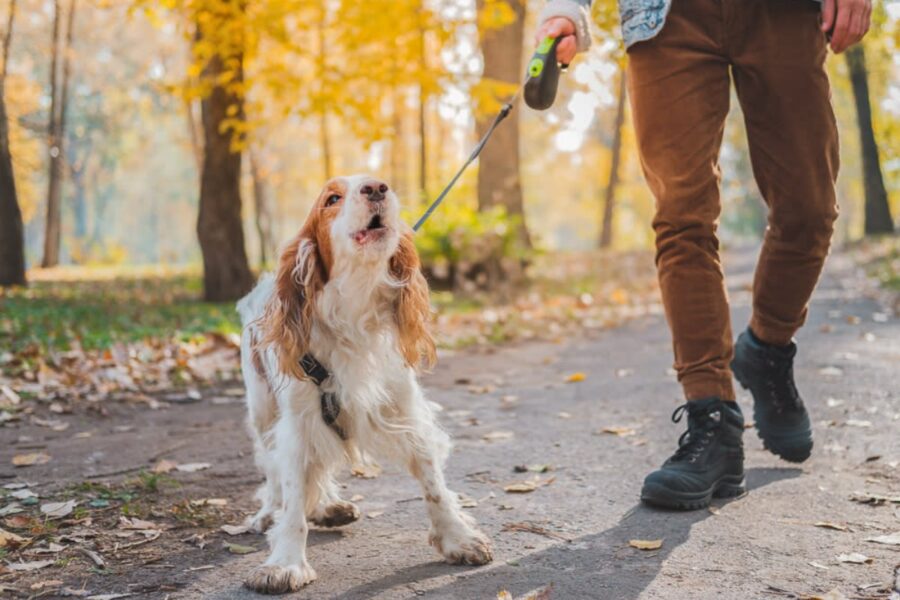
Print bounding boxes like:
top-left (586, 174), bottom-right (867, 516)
top-left (237, 175), bottom-right (492, 594)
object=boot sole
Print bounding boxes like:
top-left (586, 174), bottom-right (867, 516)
top-left (640, 474), bottom-right (746, 511)
top-left (731, 362), bottom-right (813, 464)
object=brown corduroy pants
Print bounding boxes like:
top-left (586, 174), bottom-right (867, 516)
top-left (626, 0), bottom-right (840, 401)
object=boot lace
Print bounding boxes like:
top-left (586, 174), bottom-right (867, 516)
top-left (763, 358), bottom-right (801, 413)
top-left (670, 403), bottom-right (720, 463)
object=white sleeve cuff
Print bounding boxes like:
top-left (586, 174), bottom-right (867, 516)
top-left (538, 0), bottom-right (592, 54)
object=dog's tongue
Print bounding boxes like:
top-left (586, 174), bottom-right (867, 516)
top-left (354, 230), bottom-right (368, 244)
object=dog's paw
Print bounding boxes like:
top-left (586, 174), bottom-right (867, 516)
top-left (430, 528), bottom-right (493, 566)
top-left (310, 501), bottom-right (360, 528)
top-left (244, 510), bottom-right (274, 534)
top-left (243, 563), bottom-right (317, 594)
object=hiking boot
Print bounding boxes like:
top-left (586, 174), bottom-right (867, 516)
top-left (731, 328), bottom-right (813, 463)
top-left (641, 398), bottom-right (746, 510)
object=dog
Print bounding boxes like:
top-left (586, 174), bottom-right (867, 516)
top-left (236, 175), bottom-right (493, 594)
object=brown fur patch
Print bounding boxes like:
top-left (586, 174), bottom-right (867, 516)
top-left (390, 231), bottom-right (437, 370)
top-left (260, 179), bottom-right (346, 381)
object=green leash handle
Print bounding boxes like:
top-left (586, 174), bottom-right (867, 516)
top-left (524, 36), bottom-right (566, 111)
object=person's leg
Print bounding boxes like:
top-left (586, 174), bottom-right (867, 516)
top-left (727, 0), bottom-right (839, 463)
top-left (630, 0), bottom-right (746, 510)
top-left (731, 0), bottom-right (839, 345)
top-left (627, 0), bottom-right (735, 403)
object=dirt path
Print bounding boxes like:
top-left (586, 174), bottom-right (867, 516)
top-left (2, 249), bottom-right (899, 600)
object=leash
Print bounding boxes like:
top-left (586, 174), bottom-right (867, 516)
top-left (412, 36), bottom-right (566, 233)
top-left (302, 37), bottom-right (567, 439)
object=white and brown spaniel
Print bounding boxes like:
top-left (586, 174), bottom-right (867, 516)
top-left (237, 175), bottom-right (493, 594)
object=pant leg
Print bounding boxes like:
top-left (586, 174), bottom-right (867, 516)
top-left (729, 0), bottom-right (840, 346)
top-left (627, 0), bottom-right (736, 401)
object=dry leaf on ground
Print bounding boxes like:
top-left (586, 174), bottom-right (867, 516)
top-left (351, 463), bottom-right (382, 479)
top-left (629, 539), bottom-right (663, 551)
top-left (599, 426), bottom-right (638, 437)
top-left (40, 500), bottom-right (76, 519)
top-left (7, 559), bottom-right (55, 571)
top-left (175, 462), bottom-right (211, 473)
top-left (11, 453), bottom-right (51, 467)
top-left (565, 372), bottom-right (586, 383)
top-left (0, 527), bottom-right (29, 548)
top-left (225, 543), bottom-right (257, 555)
top-left (118, 516), bottom-right (159, 530)
top-left (836, 552), bottom-right (872, 564)
top-left (483, 431), bottom-right (515, 442)
top-left (502, 522), bottom-right (571, 541)
top-left (814, 522), bottom-right (849, 532)
top-left (152, 459), bottom-right (177, 474)
top-left (865, 532), bottom-right (900, 546)
top-left (221, 524), bottom-right (250, 536)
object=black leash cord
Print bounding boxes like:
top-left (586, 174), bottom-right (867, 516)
top-left (412, 101), bottom-right (515, 233)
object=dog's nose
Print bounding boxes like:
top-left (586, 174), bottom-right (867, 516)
top-left (360, 180), bottom-right (389, 202)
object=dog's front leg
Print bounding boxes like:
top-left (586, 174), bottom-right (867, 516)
top-left (397, 382), bottom-right (493, 566)
top-left (244, 414), bottom-right (317, 594)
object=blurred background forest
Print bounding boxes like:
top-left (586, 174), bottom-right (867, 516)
top-left (0, 0), bottom-right (898, 352)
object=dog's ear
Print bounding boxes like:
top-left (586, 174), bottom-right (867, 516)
top-left (262, 231), bottom-right (325, 380)
top-left (390, 231), bottom-right (436, 370)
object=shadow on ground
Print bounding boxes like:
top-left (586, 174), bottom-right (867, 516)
top-left (324, 467), bottom-right (802, 599)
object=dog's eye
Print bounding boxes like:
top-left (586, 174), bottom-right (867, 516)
top-left (325, 194), bottom-right (341, 207)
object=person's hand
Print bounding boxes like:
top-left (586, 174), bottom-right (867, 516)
top-left (534, 17), bottom-right (577, 65)
top-left (822, 0), bottom-right (872, 54)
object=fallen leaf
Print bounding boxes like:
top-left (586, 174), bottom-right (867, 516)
top-left (629, 539), bottom-right (663, 551)
top-left (497, 592), bottom-right (513, 600)
top-left (221, 524), bottom-right (250, 536)
top-left (30, 580), bottom-right (64, 591)
top-left (814, 522), bottom-right (849, 532)
top-left (819, 366), bottom-right (843, 377)
top-left (10, 488), bottom-right (36, 500)
top-left (118, 516), bottom-right (159, 530)
top-left (483, 431), bottom-right (514, 442)
top-left (175, 462), bottom-right (211, 473)
top-left (225, 542), bottom-right (257, 555)
top-left (87, 593), bottom-right (133, 600)
top-left (836, 552), bottom-right (872, 564)
top-left (11, 453), bottom-right (51, 467)
top-left (810, 590), bottom-right (849, 600)
top-left (845, 419), bottom-right (872, 428)
top-left (599, 426), bottom-right (637, 437)
top-left (152, 459), bottom-right (177, 474)
top-left (0, 503), bottom-right (24, 516)
top-left (504, 482), bottom-right (537, 493)
top-left (615, 368), bottom-right (633, 378)
top-left (0, 527), bottom-right (29, 549)
top-left (6, 559), bottom-right (54, 571)
top-left (40, 500), bottom-right (76, 519)
top-left (366, 511), bottom-right (384, 519)
top-left (190, 498), bottom-right (228, 507)
top-left (351, 463), bottom-right (382, 479)
top-left (557, 411), bottom-right (572, 419)
top-left (849, 492), bottom-right (900, 505)
top-left (0, 385), bottom-right (20, 406)
top-left (513, 464), bottom-right (551, 473)
top-left (809, 561), bottom-right (830, 570)
top-left (565, 372), bottom-right (586, 383)
top-left (865, 532), bottom-right (900, 546)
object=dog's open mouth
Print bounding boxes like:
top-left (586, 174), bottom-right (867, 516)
top-left (353, 214), bottom-right (388, 244)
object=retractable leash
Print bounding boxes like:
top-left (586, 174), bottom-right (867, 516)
top-left (412, 36), bottom-right (566, 233)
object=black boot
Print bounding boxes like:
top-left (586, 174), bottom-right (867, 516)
top-left (731, 328), bottom-right (813, 463)
top-left (641, 398), bottom-right (746, 510)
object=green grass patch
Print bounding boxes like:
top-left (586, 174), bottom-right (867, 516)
top-left (0, 272), bottom-right (240, 354)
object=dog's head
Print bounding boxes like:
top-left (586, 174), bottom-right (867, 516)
top-left (262, 175), bottom-right (436, 378)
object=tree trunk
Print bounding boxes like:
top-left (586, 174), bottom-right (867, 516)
top-left (599, 69), bottom-right (626, 249)
top-left (249, 147), bottom-right (274, 268)
top-left (195, 17), bottom-right (254, 302)
top-left (845, 45), bottom-right (894, 235)
top-left (475, 0), bottom-right (530, 248)
top-left (41, 0), bottom-right (63, 267)
top-left (0, 0), bottom-right (25, 286)
top-left (417, 17), bottom-right (428, 205)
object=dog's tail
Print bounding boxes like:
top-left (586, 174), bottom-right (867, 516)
top-left (236, 273), bottom-right (275, 327)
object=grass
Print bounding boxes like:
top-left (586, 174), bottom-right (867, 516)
top-left (0, 270), bottom-right (240, 354)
